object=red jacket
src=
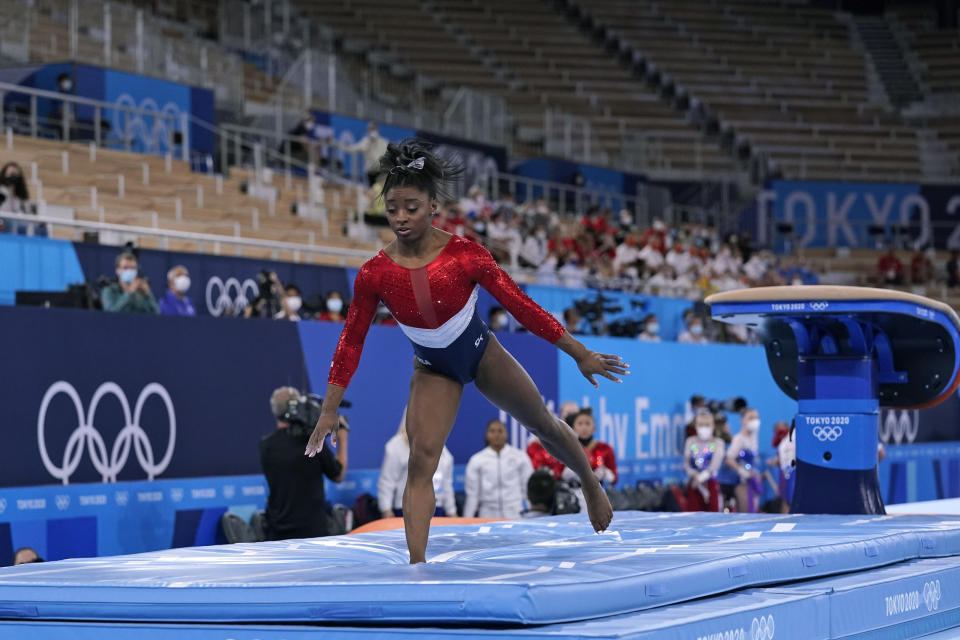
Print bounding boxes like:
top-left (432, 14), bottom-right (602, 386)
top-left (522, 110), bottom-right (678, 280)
top-left (527, 439), bottom-right (564, 479)
top-left (584, 440), bottom-right (618, 485)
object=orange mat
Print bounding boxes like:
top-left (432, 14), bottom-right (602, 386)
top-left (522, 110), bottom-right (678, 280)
top-left (350, 517), bottom-right (504, 534)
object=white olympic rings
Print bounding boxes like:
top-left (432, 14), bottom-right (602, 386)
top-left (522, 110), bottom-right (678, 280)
top-left (751, 614), bottom-right (775, 640)
top-left (206, 276), bottom-right (259, 317)
top-left (811, 426), bottom-right (843, 442)
top-left (923, 580), bottom-right (941, 612)
top-left (37, 381), bottom-right (176, 485)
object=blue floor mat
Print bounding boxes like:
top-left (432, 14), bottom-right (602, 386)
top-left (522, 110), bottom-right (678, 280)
top-left (0, 556), bottom-right (957, 639)
top-left (0, 512), bottom-right (958, 624)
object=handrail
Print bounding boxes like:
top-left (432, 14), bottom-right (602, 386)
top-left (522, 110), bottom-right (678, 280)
top-left (0, 81), bottom-right (179, 119)
top-left (0, 212), bottom-right (375, 265)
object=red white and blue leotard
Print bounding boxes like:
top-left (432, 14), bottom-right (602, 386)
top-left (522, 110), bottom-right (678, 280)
top-left (328, 235), bottom-right (565, 387)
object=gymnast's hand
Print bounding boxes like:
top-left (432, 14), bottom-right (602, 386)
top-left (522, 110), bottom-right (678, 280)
top-left (576, 351), bottom-right (629, 388)
top-left (305, 414), bottom-right (340, 457)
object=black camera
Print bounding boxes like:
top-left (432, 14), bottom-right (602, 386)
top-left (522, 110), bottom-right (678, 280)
top-left (706, 396), bottom-right (748, 415)
top-left (281, 393), bottom-right (352, 438)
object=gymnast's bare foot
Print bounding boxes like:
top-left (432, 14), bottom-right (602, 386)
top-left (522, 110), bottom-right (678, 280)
top-left (583, 481), bottom-right (613, 532)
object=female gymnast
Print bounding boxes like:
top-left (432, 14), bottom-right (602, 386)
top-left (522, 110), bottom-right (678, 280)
top-left (305, 141), bottom-right (627, 563)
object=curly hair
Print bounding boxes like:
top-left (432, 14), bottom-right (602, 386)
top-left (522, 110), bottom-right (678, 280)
top-left (378, 139), bottom-right (463, 201)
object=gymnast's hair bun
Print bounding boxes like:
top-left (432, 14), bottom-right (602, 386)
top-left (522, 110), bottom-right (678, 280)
top-left (378, 139), bottom-right (463, 201)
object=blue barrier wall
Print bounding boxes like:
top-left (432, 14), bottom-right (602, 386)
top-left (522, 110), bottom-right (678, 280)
top-left (0, 235), bottom-right (84, 305)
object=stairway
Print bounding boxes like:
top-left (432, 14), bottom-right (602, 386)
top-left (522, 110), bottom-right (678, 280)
top-left (853, 15), bottom-right (923, 108)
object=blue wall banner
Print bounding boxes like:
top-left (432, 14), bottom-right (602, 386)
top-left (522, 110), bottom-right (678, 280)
top-left (0, 307), bottom-right (307, 487)
top-left (759, 179), bottom-right (960, 250)
top-left (0, 234), bottom-right (84, 305)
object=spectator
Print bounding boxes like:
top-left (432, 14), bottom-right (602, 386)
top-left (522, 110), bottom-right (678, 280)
top-left (682, 409), bottom-right (725, 511)
top-left (949, 250), bottom-right (960, 288)
top-left (317, 291), bottom-right (346, 322)
top-left (567, 409), bottom-right (617, 485)
top-left (0, 161), bottom-right (44, 236)
top-left (285, 111), bottom-right (317, 165)
top-left (158, 265), bottom-right (195, 316)
top-left (519, 225), bottom-right (548, 268)
top-left (562, 307), bottom-right (582, 335)
top-left (525, 401), bottom-right (575, 479)
top-left (678, 315), bottom-right (708, 344)
top-left (638, 313), bottom-right (661, 342)
top-left (910, 247), bottom-right (935, 285)
top-left (522, 470), bottom-right (556, 517)
top-left (344, 122), bottom-right (389, 186)
top-left (274, 284), bottom-right (303, 321)
top-left (488, 307), bottom-right (509, 332)
top-left (666, 242), bottom-right (694, 275)
top-left (877, 248), bottom-right (903, 286)
top-left (637, 236), bottom-right (666, 269)
top-left (462, 419), bottom-right (534, 519)
top-left (613, 234), bottom-right (640, 273)
top-left (377, 407), bottom-right (457, 517)
top-left (768, 420), bottom-right (795, 513)
top-left (718, 408), bottom-right (762, 513)
top-left (557, 252), bottom-right (587, 288)
top-left (13, 547), bottom-right (43, 565)
top-left (259, 387), bottom-right (347, 541)
top-left (101, 252), bottom-right (160, 314)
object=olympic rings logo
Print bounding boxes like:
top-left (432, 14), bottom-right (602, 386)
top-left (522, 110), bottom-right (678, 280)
top-left (750, 615), bottom-right (774, 640)
top-left (111, 94), bottom-right (182, 154)
top-left (812, 426), bottom-right (843, 442)
top-left (810, 301), bottom-right (830, 311)
top-left (206, 276), bottom-right (258, 317)
top-left (924, 580), bottom-right (942, 612)
top-left (38, 381), bottom-right (176, 485)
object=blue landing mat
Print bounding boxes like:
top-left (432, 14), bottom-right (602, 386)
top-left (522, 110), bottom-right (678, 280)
top-left (1, 513), bottom-right (959, 624)
top-left (1, 556), bottom-right (958, 639)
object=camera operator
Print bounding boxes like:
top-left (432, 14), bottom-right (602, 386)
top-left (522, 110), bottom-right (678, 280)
top-left (259, 387), bottom-right (348, 540)
top-left (245, 270), bottom-right (285, 319)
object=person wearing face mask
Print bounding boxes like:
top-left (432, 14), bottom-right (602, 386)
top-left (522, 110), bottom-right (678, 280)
top-left (682, 409), bottom-right (726, 511)
top-left (0, 162), bottom-right (45, 236)
top-left (565, 409), bottom-right (617, 486)
top-left (463, 419), bottom-right (534, 519)
top-left (678, 315), bottom-right (709, 344)
top-left (317, 291), bottom-right (346, 322)
top-left (718, 408), bottom-right (762, 513)
top-left (101, 252), bottom-right (160, 314)
top-left (638, 313), bottom-right (661, 343)
top-left (877, 248), bottom-right (903, 286)
top-left (158, 265), bottom-right (195, 316)
top-left (275, 284), bottom-right (304, 321)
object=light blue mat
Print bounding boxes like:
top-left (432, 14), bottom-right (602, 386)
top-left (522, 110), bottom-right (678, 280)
top-left (0, 556), bottom-right (957, 639)
top-left (0, 512), bottom-right (958, 624)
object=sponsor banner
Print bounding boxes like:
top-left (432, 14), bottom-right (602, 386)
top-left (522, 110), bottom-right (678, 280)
top-left (0, 474), bottom-right (267, 563)
top-left (759, 179), bottom-right (960, 250)
top-left (71, 241), bottom-right (351, 317)
top-left (0, 306), bottom-right (307, 487)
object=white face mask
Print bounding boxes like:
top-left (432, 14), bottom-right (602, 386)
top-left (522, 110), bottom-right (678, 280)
top-left (286, 296), bottom-right (302, 313)
top-left (118, 268), bottom-right (137, 284)
top-left (744, 418), bottom-right (760, 433)
top-left (646, 322), bottom-right (659, 335)
top-left (326, 298), bottom-right (343, 313)
top-left (696, 426), bottom-right (714, 440)
top-left (690, 323), bottom-right (703, 336)
top-left (493, 314), bottom-right (508, 330)
top-left (173, 275), bottom-right (190, 293)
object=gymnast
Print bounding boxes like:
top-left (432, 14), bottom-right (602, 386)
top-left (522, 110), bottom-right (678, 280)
top-left (305, 141), bottom-right (626, 563)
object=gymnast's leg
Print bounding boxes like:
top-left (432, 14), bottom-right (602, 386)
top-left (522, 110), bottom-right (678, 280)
top-left (403, 364), bottom-right (463, 563)
top-left (474, 335), bottom-right (613, 532)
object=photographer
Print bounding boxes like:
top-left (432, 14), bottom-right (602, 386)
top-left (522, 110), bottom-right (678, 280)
top-left (260, 387), bottom-right (348, 540)
top-left (244, 270), bottom-right (285, 319)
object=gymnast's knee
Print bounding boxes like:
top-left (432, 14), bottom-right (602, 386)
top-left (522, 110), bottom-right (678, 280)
top-left (407, 441), bottom-right (442, 481)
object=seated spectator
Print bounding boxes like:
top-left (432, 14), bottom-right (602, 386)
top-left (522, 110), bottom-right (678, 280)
top-left (317, 291), bottom-right (346, 322)
top-left (638, 313), bottom-right (661, 342)
top-left (488, 307), bottom-right (509, 332)
top-left (158, 265), bottom-right (195, 316)
top-left (666, 242), bottom-right (695, 275)
top-left (910, 247), bottom-right (935, 285)
top-left (877, 248), bottom-right (904, 286)
top-left (274, 284), bottom-right (303, 321)
top-left (377, 407), bottom-right (457, 517)
top-left (102, 252), bottom-right (160, 314)
top-left (682, 409), bottom-right (725, 512)
top-left (718, 408), bottom-right (762, 513)
top-left (678, 315), bottom-right (708, 344)
top-left (13, 547), bottom-right (43, 565)
top-left (285, 111), bottom-right (317, 165)
top-left (567, 409), bottom-right (617, 485)
top-left (0, 161), bottom-right (45, 236)
top-left (613, 234), bottom-right (640, 273)
top-left (949, 251), bottom-right (960, 288)
top-left (637, 236), bottom-right (666, 269)
top-left (522, 470), bottom-right (557, 517)
top-left (463, 419), bottom-right (534, 519)
top-left (519, 225), bottom-right (548, 268)
top-left (562, 307), bottom-right (582, 335)
top-left (525, 401), bottom-right (574, 479)
top-left (557, 251), bottom-right (587, 288)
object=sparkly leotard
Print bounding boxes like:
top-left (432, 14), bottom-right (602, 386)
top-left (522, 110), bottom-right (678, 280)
top-left (328, 235), bottom-right (565, 387)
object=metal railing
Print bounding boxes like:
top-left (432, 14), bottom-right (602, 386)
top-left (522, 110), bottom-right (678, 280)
top-left (0, 212), bottom-right (373, 265)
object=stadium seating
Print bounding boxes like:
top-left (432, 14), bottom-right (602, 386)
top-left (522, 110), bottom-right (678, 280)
top-left (2, 135), bottom-right (373, 265)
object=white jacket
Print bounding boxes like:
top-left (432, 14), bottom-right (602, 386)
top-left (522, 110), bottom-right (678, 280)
top-left (463, 444), bottom-right (533, 519)
top-left (377, 434), bottom-right (457, 516)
